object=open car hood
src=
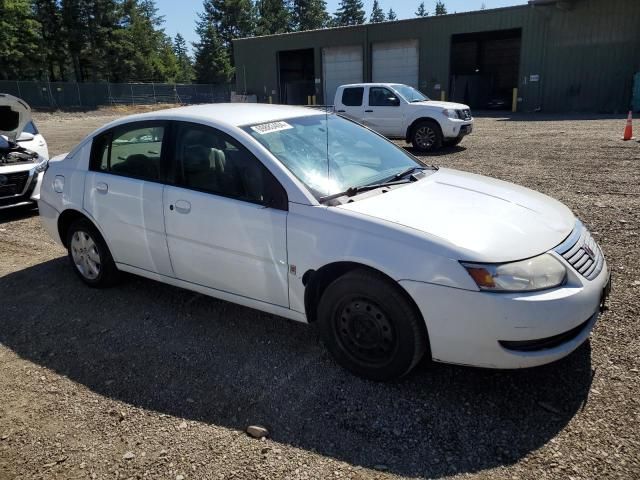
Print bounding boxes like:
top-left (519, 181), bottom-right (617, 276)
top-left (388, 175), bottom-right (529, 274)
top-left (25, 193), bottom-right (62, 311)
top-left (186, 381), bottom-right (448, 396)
top-left (0, 94), bottom-right (31, 143)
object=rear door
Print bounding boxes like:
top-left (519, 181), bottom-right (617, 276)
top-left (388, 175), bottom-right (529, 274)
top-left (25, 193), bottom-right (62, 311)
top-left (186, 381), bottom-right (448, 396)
top-left (83, 121), bottom-right (174, 277)
top-left (335, 86), bottom-right (365, 122)
top-left (163, 121), bottom-right (290, 307)
top-left (363, 86), bottom-right (405, 137)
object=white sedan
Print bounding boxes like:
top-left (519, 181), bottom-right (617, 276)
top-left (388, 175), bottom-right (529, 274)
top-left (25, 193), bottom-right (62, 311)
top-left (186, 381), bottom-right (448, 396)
top-left (38, 104), bottom-right (610, 380)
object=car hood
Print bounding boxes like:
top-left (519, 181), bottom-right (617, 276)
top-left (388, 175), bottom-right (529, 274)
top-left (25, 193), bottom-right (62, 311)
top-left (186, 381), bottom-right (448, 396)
top-left (0, 94), bottom-right (31, 143)
top-left (337, 168), bottom-right (575, 262)
top-left (411, 100), bottom-right (470, 110)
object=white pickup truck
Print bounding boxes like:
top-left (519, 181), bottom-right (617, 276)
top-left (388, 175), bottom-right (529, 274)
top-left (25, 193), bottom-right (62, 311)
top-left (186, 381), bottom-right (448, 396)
top-left (334, 83), bottom-right (473, 152)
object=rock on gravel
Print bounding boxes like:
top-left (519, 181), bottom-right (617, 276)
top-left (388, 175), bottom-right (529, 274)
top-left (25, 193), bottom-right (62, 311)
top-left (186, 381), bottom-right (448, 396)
top-left (246, 425), bottom-right (269, 439)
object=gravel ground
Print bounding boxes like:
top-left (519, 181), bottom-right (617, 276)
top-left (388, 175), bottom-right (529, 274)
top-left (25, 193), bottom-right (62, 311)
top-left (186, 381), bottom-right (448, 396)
top-left (1, 108), bottom-right (639, 480)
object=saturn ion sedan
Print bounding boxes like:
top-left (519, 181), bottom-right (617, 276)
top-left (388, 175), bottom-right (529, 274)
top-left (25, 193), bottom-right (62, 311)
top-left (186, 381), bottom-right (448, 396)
top-left (38, 104), bottom-right (611, 380)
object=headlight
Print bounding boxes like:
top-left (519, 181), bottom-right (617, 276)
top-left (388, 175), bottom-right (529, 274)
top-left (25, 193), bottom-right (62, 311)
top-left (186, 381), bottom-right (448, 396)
top-left (442, 108), bottom-right (458, 119)
top-left (34, 158), bottom-right (48, 173)
top-left (462, 254), bottom-right (566, 292)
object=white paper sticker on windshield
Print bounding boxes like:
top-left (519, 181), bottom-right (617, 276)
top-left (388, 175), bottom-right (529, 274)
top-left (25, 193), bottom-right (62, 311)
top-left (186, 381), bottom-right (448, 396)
top-left (250, 121), bottom-right (294, 135)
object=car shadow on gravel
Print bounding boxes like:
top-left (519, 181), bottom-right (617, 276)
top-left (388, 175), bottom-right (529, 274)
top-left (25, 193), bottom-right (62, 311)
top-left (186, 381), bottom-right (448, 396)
top-left (0, 258), bottom-right (594, 478)
top-left (0, 204), bottom-right (38, 224)
top-left (403, 145), bottom-right (467, 157)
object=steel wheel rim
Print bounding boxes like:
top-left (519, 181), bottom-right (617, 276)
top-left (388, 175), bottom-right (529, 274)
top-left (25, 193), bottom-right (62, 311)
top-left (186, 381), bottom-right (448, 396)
top-left (71, 231), bottom-right (101, 280)
top-left (415, 126), bottom-right (436, 149)
top-left (334, 298), bottom-right (397, 367)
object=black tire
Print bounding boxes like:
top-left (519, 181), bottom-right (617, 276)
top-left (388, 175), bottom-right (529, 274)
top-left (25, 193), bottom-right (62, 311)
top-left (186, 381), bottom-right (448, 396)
top-left (443, 136), bottom-right (463, 147)
top-left (317, 269), bottom-right (428, 381)
top-left (411, 120), bottom-right (443, 152)
top-left (66, 218), bottom-right (120, 288)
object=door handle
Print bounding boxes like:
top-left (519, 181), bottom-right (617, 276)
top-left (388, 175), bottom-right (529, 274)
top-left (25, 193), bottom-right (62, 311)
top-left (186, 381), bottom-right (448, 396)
top-left (365, 110), bottom-right (373, 113)
top-left (174, 200), bottom-right (191, 214)
top-left (337, 109), bottom-right (346, 113)
top-left (96, 182), bottom-right (108, 194)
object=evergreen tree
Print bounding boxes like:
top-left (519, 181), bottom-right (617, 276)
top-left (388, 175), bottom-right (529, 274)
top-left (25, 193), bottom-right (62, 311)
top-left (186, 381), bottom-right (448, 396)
top-left (33, 0), bottom-right (67, 80)
top-left (369, 0), bottom-right (385, 23)
top-left (415, 2), bottom-right (428, 17)
top-left (434, 1), bottom-right (447, 15)
top-left (193, 9), bottom-right (234, 83)
top-left (334, 0), bottom-right (365, 26)
top-left (291, 0), bottom-right (328, 31)
top-left (387, 8), bottom-right (396, 21)
top-left (256, 0), bottom-right (292, 36)
top-left (0, 0), bottom-right (42, 80)
top-left (173, 33), bottom-right (194, 83)
top-left (201, 0), bottom-right (256, 58)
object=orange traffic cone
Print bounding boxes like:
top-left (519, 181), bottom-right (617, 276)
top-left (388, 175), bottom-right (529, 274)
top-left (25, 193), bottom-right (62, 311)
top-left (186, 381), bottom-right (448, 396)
top-left (622, 111), bottom-right (633, 140)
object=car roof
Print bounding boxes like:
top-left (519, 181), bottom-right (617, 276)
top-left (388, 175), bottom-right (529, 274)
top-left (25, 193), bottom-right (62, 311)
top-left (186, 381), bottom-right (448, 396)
top-left (105, 103), bottom-right (323, 130)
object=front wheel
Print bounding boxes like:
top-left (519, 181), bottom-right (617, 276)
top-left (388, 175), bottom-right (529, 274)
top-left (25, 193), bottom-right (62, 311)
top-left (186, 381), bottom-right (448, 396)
top-left (67, 218), bottom-right (120, 288)
top-left (411, 120), bottom-right (443, 152)
top-left (317, 269), bottom-right (428, 381)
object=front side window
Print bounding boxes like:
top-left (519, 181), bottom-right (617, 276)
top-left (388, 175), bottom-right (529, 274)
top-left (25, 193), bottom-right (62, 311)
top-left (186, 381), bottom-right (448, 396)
top-left (342, 87), bottom-right (364, 107)
top-left (369, 87), bottom-right (400, 107)
top-left (243, 114), bottom-right (426, 198)
top-left (91, 122), bottom-right (165, 181)
top-left (174, 122), bottom-right (284, 207)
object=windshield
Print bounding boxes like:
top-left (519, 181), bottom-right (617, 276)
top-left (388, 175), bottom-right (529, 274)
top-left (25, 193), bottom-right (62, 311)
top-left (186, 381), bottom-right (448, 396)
top-left (393, 85), bottom-right (429, 103)
top-left (243, 114), bottom-right (425, 198)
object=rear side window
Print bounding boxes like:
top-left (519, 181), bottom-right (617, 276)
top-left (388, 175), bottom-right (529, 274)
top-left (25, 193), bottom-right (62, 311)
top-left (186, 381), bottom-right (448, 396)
top-left (341, 87), bottom-right (364, 107)
top-left (90, 122), bottom-right (166, 182)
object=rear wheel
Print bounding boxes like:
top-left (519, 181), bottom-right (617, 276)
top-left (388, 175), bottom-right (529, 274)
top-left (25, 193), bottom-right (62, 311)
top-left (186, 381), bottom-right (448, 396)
top-left (317, 269), bottom-right (428, 381)
top-left (66, 218), bottom-right (120, 288)
top-left (411, 120), bottom-right (443, 152)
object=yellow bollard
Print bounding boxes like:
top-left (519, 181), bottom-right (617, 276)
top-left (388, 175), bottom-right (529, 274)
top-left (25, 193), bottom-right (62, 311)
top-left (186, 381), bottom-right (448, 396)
top-left (268, 96), bottom-right (272, 104)
top-left (312, 95), bottom-right (317, 105)
top-left (307, 95), bottom-right (312, 105)
top-left (512, 88), bottom-right (518, 113)
top-left (440, 90), bottom-right (446, 101)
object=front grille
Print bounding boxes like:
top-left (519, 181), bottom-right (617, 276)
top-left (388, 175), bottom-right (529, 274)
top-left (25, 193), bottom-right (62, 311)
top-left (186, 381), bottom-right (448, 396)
top-left (555, 221), bottom-right (604, 280)
top-left (0, 171), bottom-right (29, 197)
top-left (457, 109), bottom-right (472, 120)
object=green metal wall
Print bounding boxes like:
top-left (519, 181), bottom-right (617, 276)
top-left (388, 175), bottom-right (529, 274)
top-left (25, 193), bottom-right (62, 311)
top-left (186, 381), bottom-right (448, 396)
top-left (233, 0), bottom-right (640, 112)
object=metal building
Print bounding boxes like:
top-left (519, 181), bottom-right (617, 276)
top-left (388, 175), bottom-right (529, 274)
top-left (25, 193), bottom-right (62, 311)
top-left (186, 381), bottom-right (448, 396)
top-left (233, 0), bottom-right (640, 112)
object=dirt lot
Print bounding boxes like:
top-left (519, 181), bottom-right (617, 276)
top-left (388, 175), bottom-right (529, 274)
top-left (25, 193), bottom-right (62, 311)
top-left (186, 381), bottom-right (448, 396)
top-left (1, 108), bottom-right (639, 480)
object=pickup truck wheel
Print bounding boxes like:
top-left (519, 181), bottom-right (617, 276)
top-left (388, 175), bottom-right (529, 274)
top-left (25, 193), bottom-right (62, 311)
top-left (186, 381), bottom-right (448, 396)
top-left (67, 218), bottom-right (120, 288)
top-left (412, 120), bottom-right (442, 152)
top-left (317, 269), bottom-right (428, 381)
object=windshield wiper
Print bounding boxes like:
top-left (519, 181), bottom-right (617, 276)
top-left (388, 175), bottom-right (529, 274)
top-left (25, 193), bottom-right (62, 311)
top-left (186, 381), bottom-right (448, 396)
top-left (393, 165), bottom-right (427, 180)
top-left (319, 178), bottom-right (413, 204)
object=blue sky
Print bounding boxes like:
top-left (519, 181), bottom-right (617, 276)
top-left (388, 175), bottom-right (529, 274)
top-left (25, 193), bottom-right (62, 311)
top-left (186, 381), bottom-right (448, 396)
top-left (156, 0), bottom-right (528, 51)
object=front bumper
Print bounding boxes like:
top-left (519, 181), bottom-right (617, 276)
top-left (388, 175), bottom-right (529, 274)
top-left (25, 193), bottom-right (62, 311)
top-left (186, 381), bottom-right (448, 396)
top-left (441, 118), bottom-right (473, 139)
top-left (0, 168), bottom-right (40, 210)
top-left (400, 259), bottom-right (609, 369)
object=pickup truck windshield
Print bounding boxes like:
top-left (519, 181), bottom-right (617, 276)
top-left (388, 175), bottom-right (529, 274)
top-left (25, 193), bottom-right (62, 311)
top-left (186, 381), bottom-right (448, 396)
top-left (393, 85), bottom-right (429, 103)
top-left (244, 114), bottom-right (425, 198)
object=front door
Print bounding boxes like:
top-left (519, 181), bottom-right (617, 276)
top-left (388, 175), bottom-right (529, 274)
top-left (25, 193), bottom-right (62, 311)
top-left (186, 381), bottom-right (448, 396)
top-left (83, 120), bottom-right (174, 277)
top-left (163, 121), bottom-right (290, 307)
top-left (363, 86), bottom-right (404, 137)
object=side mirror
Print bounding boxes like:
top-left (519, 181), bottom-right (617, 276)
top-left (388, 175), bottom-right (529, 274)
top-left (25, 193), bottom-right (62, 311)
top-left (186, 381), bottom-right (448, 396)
top-left (17, 132), bottom-right (35, 142)
top-left (389, 97), bottom-right (400, 107)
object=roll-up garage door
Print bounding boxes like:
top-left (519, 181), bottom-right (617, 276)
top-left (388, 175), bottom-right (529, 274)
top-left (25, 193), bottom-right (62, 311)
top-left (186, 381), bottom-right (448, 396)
top-left (322, 45), bottom-right (363, 105)
top-left (372, 40), bottom-right (419, 87)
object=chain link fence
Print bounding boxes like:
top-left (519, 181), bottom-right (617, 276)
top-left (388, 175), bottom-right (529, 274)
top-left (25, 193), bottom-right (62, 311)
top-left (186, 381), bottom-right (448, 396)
top-left (0, 81), bottom-right (233, 109)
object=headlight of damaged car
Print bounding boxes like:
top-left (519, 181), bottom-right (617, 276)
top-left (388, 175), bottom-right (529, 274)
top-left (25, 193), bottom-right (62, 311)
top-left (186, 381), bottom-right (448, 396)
top-left (462, 254), bottom-right (566, 292)
top-left (442, 108), bottom-right (458, 119)
top-left (34, 157), bottom-right (48, 173)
